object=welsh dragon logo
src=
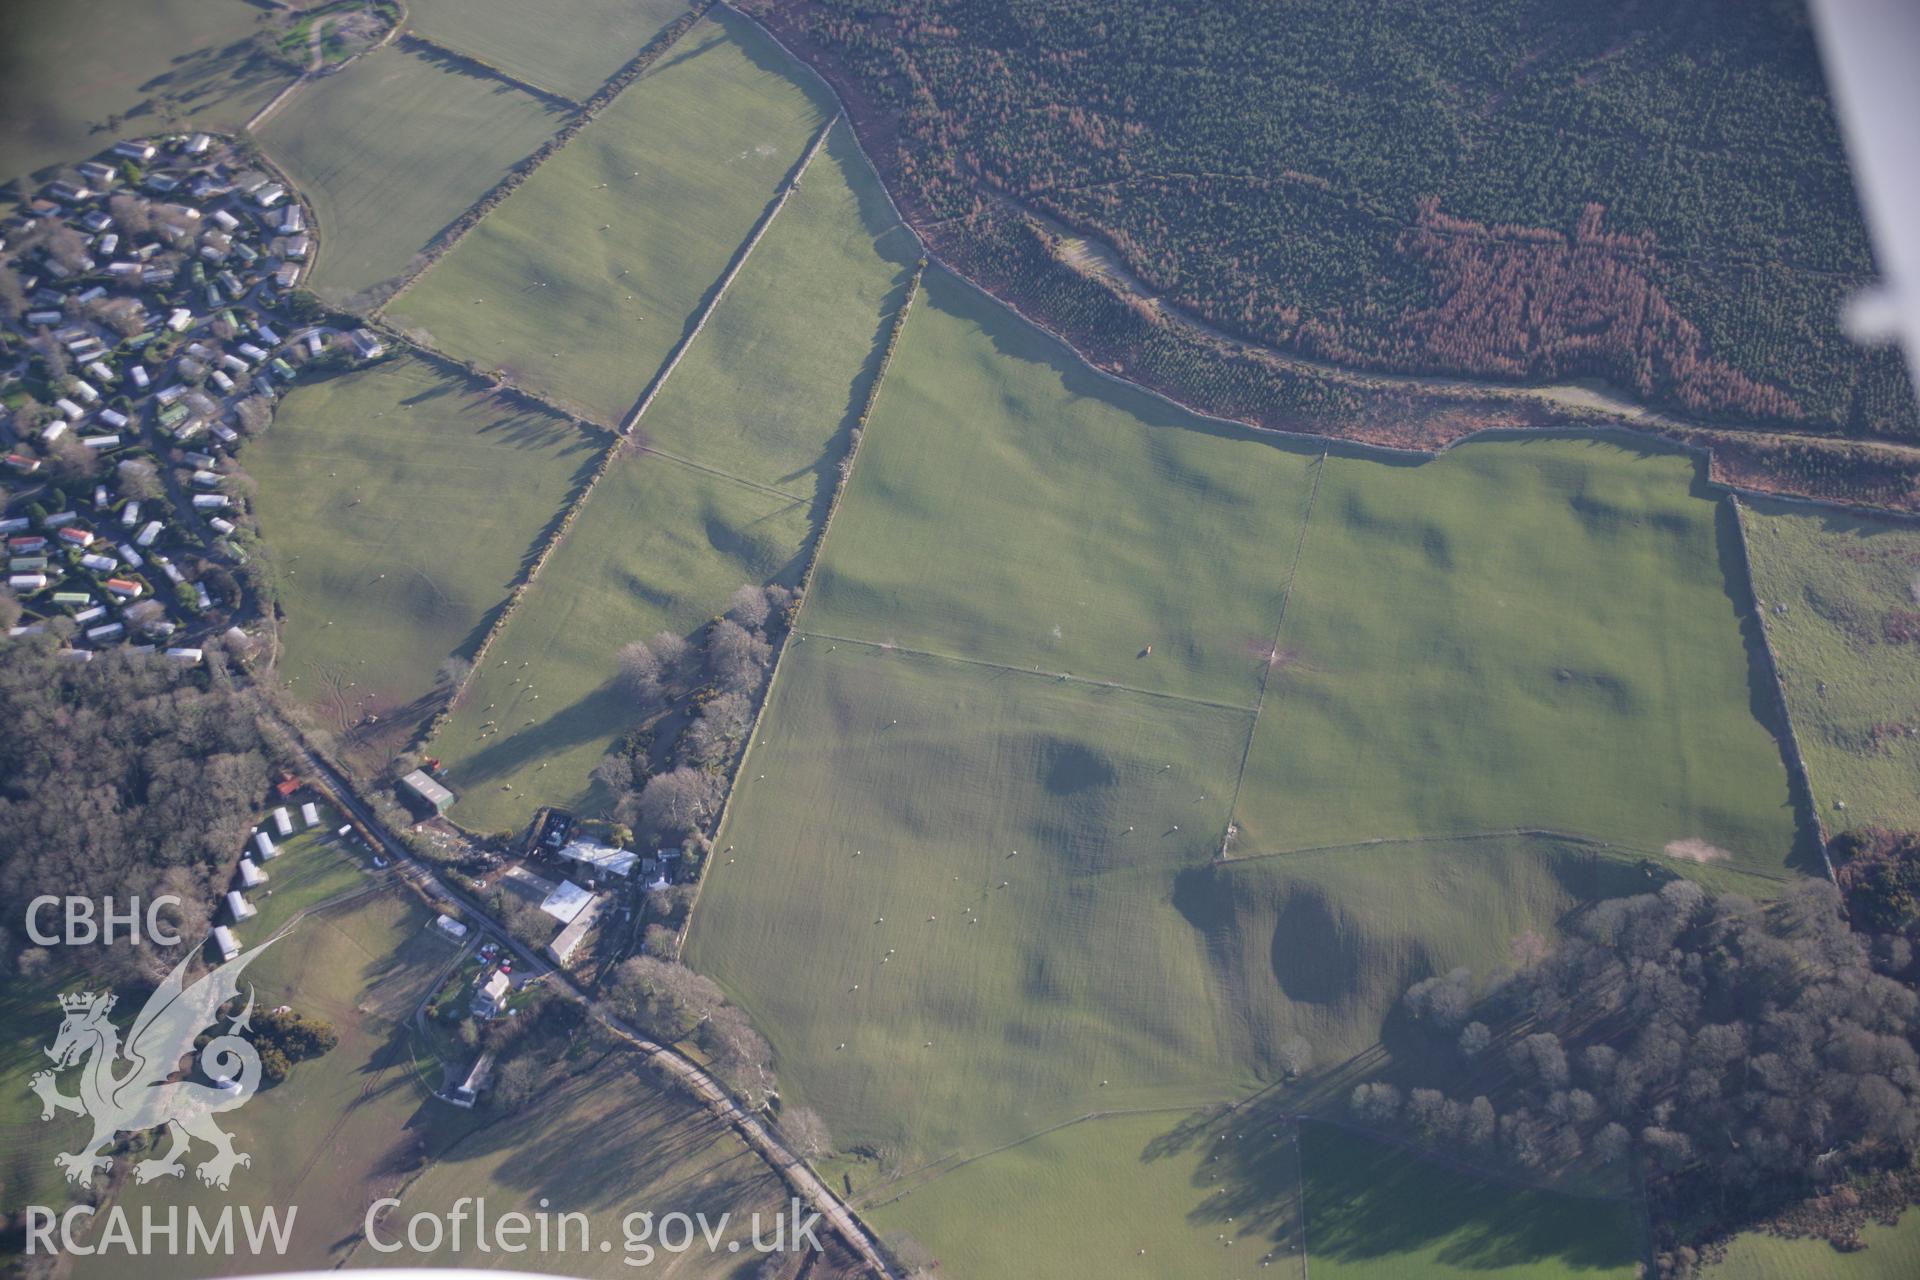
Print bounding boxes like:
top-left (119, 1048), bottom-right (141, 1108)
top-left (31, 940), bottom-right (275, 1191)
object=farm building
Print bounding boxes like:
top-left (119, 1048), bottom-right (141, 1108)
top-left (539, 879), bottom-right (594, 925)
top-left (471, 970), bottom-right (511, 1019)
top-left (547, 895), bottom-right (606, 967)
top-left (557, 838), bottom-right (637, 879)
top-left (301, 801), bottom-right (320, 828)
top-left (434, 913), bottom-right (469, 942)
top-left (237, 858), bottom-right (267, 888)
top-left (225, 890), bottom-right (256, 923)
top-left (211, 926), bottom-right (241, 962)
top-left (271, 807), bottom-right (293, 837)
top-left (401, 769), bottom-right (454, 814)
top-left (253, 830), bottom-right (278, 860)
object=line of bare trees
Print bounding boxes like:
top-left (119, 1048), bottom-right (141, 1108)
top-left (605, 952), bottom-right (832, 1159)
top-left (594, 583), bottom-right (794, 850)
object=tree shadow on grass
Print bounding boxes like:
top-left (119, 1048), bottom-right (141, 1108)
top-left (1713, 496), bottom-right (1827, 875)
top-left (1139, 1090), bottom-right (1639, 1275)
top-left (1294, 1118), bottom-right (1639, 1273)
top-left (405, 1052), bottom-right (782, 1222)
top-left (469, 398), bottom-right (607, 458)
top-left (398, 36), bottom-right (580, 113)
top-left (641, 27), bottom-right (729, 79)
top-left (445, 679), bottom-right (628, 791)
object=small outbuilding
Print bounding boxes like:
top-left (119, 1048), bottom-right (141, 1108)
top-left (401, 769), bottom-right (454, 815)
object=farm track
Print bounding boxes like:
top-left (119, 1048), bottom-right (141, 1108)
top-left (791, 629), bottom-right (1262, 716)
top-left (246, 6), bottom-right (405, 132)
top-left (623, 440), bottom-right (810, 503)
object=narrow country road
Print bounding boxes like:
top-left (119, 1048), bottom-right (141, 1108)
top-left (275, 725), bottom-right (897, 1278)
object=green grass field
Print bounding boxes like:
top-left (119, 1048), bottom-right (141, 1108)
top-left (387, 7), bottom-right (836, 426)
top-left (629, 116), bottom-right (919, 491)
top-left (798, 265), bottom-right (1799, 869)
top-left (347, 1050), bottom-right (794, 1276)
top-left (806, 268), bottom-right (1323, 708)
top-left (67, 890), bottom-right (463, 1278)
top-left (1741, 500), bottom-right (1920, 833)
top-left (429, 453), bottom-right (812, 833)
top-left (868, 1112), bottom-right (1642, 1280)
top-left (250, 355), bottom-right (603, 754)
top-left (405, 0), bottom-right (691, 102)
top-left (866, 1109), bottom-right (1309, 1280)
top-left (423, 115), bottom-right (912, 834)
top-left (1704, 1211), bottom-right (1920, 1280)
top-left (0, 0), bottom-right (294, 181)
top-left (257, 46), bottom-right (569, 300)
top-left (688, 640), bottom-right (1256, 1159)
top-left (687, 638), bottom-right (1686, 1172)
top-left (0, 968), bottom-right (84, 1214)
top-left (1230, 437), bottom-right (1802, 870)
top-left (1297, 1122), bottom-right (1640, 1278)
top-left (685, 259), bottom-right (1801, 1277)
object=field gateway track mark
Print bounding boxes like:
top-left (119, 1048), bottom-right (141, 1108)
top-left (1222, 448), bottom-right (1328, 854)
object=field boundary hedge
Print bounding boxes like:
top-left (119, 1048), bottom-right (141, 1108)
top-left (396, 32), bottom-right (583, 110)
top-left (1728, 495), bottom-right (1837, 880)
top-left (374, 1), bottom-right (715, 315)
top-left (620, 113), bottom-right (839, 435)
top-left (363, 323), bottom-right (607, 438)
top-left (411, 429), bottom-right (625, 753)
top-left (673, 263), bottom-right (925, 955)
top-left (396, 115), bottom-right (848, 759)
